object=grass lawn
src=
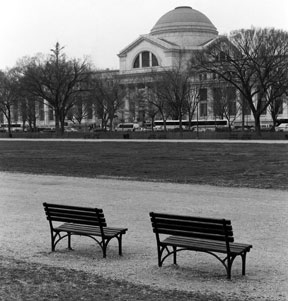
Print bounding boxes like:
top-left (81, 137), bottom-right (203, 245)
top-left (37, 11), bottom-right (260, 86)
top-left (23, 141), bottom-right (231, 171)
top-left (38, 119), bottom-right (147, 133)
top-left (0, 257), bottom-right (227, 301)
top-left (0, 140), bottom-right (287, 300)
top-left (0, 140), bottom-right (287, 190)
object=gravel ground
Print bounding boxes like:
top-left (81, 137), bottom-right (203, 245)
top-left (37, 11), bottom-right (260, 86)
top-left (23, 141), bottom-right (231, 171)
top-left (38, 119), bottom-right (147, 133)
top-left (0, 172), bottom-right (287, 301)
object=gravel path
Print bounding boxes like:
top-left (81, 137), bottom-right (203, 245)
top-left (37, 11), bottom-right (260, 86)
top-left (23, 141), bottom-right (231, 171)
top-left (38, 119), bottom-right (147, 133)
top-left (0, 172), bottom-right (287, 300)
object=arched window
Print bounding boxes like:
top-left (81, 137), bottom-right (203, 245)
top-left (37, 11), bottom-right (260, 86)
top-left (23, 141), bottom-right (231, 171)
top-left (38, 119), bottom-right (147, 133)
top-left (142, 51), bottom-right (150, 67)
top-left (133, 51), bottom-right (159, 68)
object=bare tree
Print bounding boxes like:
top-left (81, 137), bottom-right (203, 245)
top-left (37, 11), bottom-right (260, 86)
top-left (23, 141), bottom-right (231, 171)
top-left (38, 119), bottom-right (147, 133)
top-left (145, 88), bottom-right (160, 131)
top-left (213, 84), bottom-right (241, 130)
top-left (269, 97), bottom-right (287, 126)
top-left (128, 88), bottom-right (147, 123)
top-left (66, 93), bottom-right (92, 125)
top-left (19, 95), bottom-right (39, 131)
top-left (21, 42), bottom-right (90, 134)
top-left (91, 71), bottom-right (125, 131)
top-left (149, 53), bottom-right (192, 131)
top-left (185, 71), bottom-right (201, 130)
top-left (0, 68), bottom-right (21, 137)
top-left (191, 28), bottom-right (288, 135)
top-left (147, 82), bottom-right (171, 131)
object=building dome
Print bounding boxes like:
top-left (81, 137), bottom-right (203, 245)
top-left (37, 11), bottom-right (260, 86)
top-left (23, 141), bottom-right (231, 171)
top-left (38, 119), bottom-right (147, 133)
top-left (150, 6), bottom-right (218, 47)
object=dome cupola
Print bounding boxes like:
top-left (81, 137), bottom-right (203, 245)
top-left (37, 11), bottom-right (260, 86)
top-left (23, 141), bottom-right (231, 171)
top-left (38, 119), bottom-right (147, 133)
top-left (150, 6), bottom-right (218, 47)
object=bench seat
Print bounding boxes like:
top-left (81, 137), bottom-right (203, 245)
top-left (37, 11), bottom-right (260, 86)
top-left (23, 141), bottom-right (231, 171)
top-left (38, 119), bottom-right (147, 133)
top-left (56, 223), bottom-right (127, 238)
top-left (162, 236), bottom-right (251, 255)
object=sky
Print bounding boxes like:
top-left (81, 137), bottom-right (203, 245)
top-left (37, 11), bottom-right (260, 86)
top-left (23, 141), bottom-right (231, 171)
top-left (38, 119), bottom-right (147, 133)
top-left (1, 0), bottom-right (288, 70)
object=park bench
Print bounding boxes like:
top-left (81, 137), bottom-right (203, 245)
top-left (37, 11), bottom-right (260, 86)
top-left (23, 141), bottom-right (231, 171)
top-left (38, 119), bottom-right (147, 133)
top-left (43, 203), bottom-right (128, 258)
top-left (150, 212), bottom-right (252, 279)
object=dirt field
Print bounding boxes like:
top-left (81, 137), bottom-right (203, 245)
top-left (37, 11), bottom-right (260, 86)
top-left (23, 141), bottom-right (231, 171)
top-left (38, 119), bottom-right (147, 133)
top-left (0, 172), bottom-right (287, 301)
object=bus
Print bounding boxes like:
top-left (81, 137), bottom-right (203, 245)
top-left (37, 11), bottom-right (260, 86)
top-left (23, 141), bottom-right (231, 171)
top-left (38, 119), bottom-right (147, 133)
top-left (0, 123), bottom-right (23, 132)
top-left (153, 119), bottom-right (228, 131)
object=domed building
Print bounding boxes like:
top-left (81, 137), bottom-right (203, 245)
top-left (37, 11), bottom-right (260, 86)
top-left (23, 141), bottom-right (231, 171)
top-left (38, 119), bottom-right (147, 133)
top-left (116, 6), bottom-right (226, 124)
top-left (118, 6), bottom-right (219, 73)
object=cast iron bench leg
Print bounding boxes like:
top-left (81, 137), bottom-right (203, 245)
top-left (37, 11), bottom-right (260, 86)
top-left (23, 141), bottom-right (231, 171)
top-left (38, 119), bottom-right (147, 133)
top-left (173, 246), bottom-right (177, 264)
top-left (118, 235), bottom-right (123, 256)
top-left (227, 257), bottom-right (232, 280)
top-left (68, 232), bottom-right (72, 250)
top-left (241, 253), bottom-right (247, 275)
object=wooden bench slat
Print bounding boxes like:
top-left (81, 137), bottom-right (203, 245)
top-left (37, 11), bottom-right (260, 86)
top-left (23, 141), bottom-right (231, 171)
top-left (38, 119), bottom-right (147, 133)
top-left (152, 219), bottom-right (232, 230)
top-left (151, 213), bottom-right (232, 225)
top-left (152, 222), bottom-right (233, 236)
top-left (47, 214), bottom-right (106, 224)
top-left (163, 236), bottom-right (228, 253)
top-left (47, 213), bottom-right (105, 221)
top-left (44, 203), bottom-right (103, 212)
top-left (46, 210), bottom-right (105, 219)
top-left (154, 228), bottom-right (234, 242)
top-left (48, 217), bottom-right (103, 226)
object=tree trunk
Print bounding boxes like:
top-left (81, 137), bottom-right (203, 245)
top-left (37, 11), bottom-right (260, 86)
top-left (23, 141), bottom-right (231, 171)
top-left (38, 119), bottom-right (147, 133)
top-left (253, 114), bottom-right (261, 136)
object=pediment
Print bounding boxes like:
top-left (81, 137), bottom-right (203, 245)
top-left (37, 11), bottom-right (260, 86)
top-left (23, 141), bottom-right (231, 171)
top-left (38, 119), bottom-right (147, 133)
top-left (200, 35), bottom-right (237, 52)
top-left (118, 34), bottom-right (180, 57)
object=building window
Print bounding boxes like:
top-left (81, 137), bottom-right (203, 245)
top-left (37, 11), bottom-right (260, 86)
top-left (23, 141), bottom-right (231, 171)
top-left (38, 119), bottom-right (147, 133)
top-left (219, 51), bottom-right (226, 61)
top-left (12, 101), bottom-right (18, 122)
top-left (258, 95), bottom-right (267, 115)
top-left (200, 103), bottom-right (208, 117)
top-left (199, 88), bottom-right (208, 117)
top-left (278, 98), bottom-right (283, 115)
top-left (199, 88), bottom-right (207, 101)
top-left (87, 103), bottom-right (93, 119)
top-left (227, 87), bottom-right (236, 115)
top-left (133, 51), bottom-right (159, 69)
top-left (142, 51), bottom-right (150, 67)
top-left (241, 95), bottom-right (251, 115)
top-left (275, 98), bottom-right (283, 115)
top-left (39, 101), bottom-right (44, 121)
top-left (199, 73), bottom-right (207, 81)
top-left (48, 107), bottom-right (54, 121)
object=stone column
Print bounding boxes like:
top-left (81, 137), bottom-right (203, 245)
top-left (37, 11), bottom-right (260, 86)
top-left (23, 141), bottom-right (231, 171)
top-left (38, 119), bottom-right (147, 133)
top-left (207, 87), bottom-right (214, 118)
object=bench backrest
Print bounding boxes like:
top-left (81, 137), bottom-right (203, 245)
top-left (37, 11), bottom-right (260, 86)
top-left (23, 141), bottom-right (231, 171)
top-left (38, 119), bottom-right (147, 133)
top-left (150, 212), bottom-right (234, 243)
top-left (43, 203), bottom-right (107, 228)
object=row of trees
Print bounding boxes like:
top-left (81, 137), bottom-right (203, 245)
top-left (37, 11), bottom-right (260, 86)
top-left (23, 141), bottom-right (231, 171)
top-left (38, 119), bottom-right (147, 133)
top-left (1, 27), bottom-right (288, 136)
top-left (191, 27), bottom-right (288, 134)
top-left (0, 43), bottom-right (125, 135)
top-left (146, 27), bottom-right (288, 135)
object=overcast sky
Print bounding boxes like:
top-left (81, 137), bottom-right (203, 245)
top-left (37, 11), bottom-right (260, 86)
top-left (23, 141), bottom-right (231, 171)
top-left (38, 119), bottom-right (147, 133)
top-left (1, 0), bottom-right (288, 70)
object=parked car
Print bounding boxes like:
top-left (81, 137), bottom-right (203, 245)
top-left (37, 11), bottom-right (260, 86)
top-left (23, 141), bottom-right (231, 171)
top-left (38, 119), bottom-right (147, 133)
top-left (275, 123), bottom-right (288, 132)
